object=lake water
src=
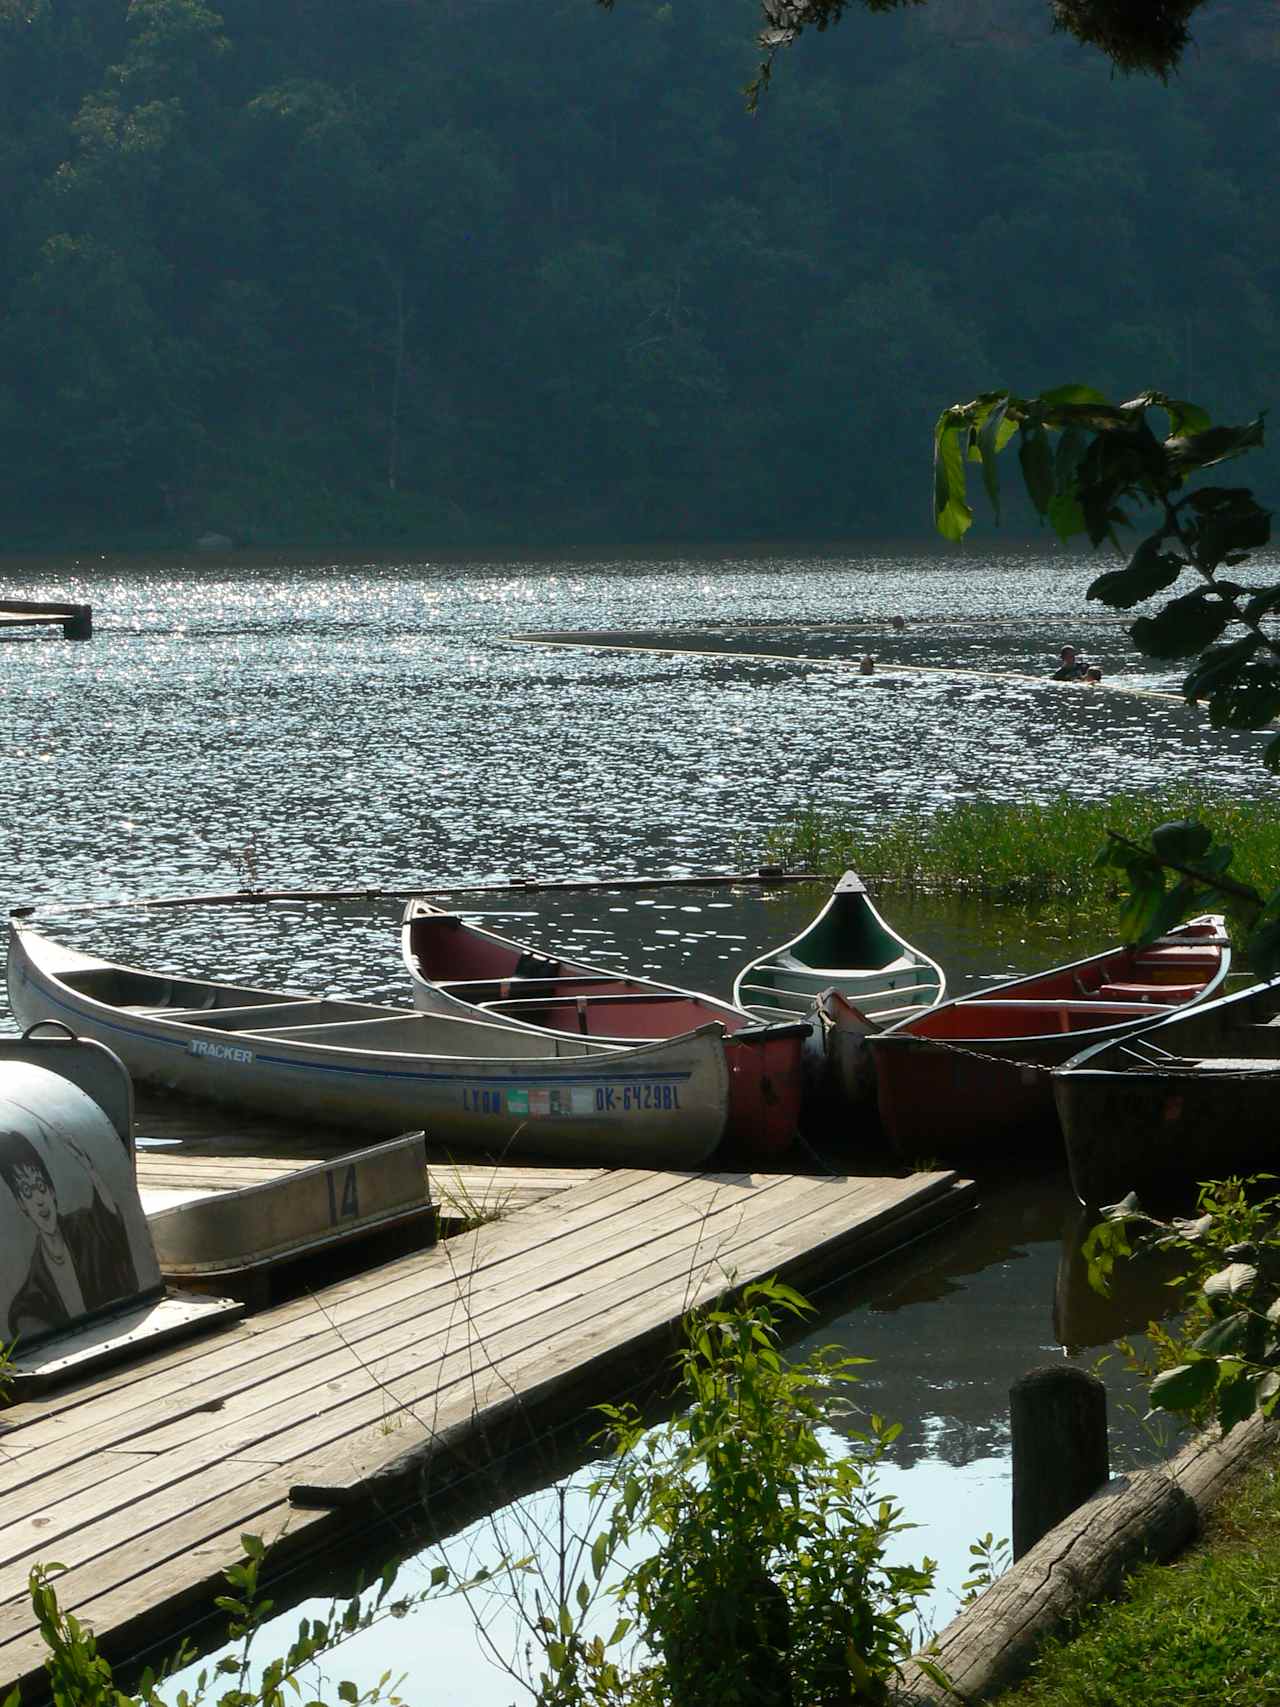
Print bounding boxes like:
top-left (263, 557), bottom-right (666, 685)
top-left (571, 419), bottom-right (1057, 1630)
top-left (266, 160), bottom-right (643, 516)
top-left (1, 544), bottom-right (1269, 1702)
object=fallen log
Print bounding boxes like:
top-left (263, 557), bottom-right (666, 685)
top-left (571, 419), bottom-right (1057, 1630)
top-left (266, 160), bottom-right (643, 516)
top-left (897, 1410), bottom-right (1277, 1705)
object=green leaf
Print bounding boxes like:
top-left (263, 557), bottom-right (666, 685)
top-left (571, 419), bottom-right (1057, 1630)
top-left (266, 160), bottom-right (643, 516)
top-left (1150, 819), bottom-right (1213, 864)
top-left (1192, 1312), bottom-right (1250, 1355)
top-left (1053, 422), bottom-right (1089, 487)
top-left (1149, 1359), bottom-right (1221, 1412)
top-left (1041, 383), bottom-right (1110, 408)
top-left (1087, 533), bottom-right (1184, 609)
top-left (1047, 490), bottom-right (1087, 541)
top-left (977, 395), bottom-right (1010, 521)
top-left (1130, 589), bottom-right (1232, 659)
top-left (1185, 486), bottom-right (1272, 571)
top-left (1216, 1370), bottom-right (1260, 1434)
top-left (933, 417), bottom-right (974, 541)
top-left (1165, 416), bottom-right (1266, 476)
top-left (1246, 915), bottom-right (1280, 980)
top-left (1181, 635), bottom-right (1264, 703)
top-left (1242, 586), bottom-right (1280, 626)
top-left (1203, 1262), bottom-right (1258, 1298)
top-left (1163, 398), bottom-right (1212, 438)
top-left (1018, 420), bottom-right (1054, 516)
top-left (1202, 656), bottom-right (1280, 730)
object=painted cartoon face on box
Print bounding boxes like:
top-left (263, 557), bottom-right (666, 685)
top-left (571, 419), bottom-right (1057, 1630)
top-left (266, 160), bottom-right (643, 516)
top-left (0, 1124), bottom-right (157, 1346)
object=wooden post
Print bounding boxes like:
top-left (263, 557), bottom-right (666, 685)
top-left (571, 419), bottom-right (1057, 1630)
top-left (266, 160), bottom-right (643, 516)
top-left (1010, 1364), bottom-right (1109, 1560)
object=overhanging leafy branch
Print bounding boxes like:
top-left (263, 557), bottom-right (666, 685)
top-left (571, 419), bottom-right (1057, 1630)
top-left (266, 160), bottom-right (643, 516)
top-left (934, 384), bottom-right (1280, 971)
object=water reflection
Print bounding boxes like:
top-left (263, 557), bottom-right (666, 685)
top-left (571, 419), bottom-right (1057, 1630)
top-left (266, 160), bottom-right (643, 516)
top-left (150, 1163), bottom-right (1181, 1707)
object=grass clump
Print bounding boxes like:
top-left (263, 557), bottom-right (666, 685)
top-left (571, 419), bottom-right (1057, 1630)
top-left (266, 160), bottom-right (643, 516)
top-left (765, 789), bottom-right (1280, 906)
top-left (992, 1448), bottom-right (1280, 1707)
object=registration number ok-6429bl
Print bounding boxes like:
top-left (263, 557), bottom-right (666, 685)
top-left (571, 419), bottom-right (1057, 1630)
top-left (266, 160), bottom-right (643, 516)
top-left (464, 1081), bottom-right (684, 1119)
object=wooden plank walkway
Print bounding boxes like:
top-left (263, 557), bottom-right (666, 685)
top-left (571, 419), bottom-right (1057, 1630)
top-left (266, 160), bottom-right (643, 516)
top-left (0, 1165), bottom-right (974, 1692)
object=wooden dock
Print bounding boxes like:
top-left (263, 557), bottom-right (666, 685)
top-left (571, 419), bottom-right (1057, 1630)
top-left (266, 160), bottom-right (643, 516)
top-left (0, 598), bottom-right (92, 640)
top-left (0, 1164), bottom-right (974, 1692)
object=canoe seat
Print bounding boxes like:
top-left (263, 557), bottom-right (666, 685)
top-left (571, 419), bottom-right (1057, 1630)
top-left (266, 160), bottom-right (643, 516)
top-left (157, 999), bottom-right (366, 1031)
top-left (1096, 982), bottom-right (1199, 1002)
top-left (514, 950), bottom-right (560, 979)
top-left (737, 981), bottom-right (818, 1013)
top-left (766, 953), bottom-right (919, 979)
top-left (1133, 951), bottom-right (1220, 969)
top-left (486, 993), bottom-right (695, 1013)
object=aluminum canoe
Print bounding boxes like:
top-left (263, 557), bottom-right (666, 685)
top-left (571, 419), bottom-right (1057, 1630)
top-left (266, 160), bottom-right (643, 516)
top-left (7, 920), bottom-right (732, 1168)
top-left (1053, 975), bottom-right (1280, 1206)
top-left (868, 915), bottom-right (1231, 1157)
top-left (401, 899), bottom-right (811, 1156)
top-left (732, 870), bottom-right (946, 1026)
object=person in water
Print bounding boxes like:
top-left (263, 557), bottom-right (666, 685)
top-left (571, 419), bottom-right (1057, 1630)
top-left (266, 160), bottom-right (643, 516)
top-left (1050, 645), bottom-right (1089, 681)
top-left (859, 654), bottom-right (875, 674)
top-left (1085, 666), bottom-right (1102, 684)
top-left (0, 1128), bottom-right (140, 1340)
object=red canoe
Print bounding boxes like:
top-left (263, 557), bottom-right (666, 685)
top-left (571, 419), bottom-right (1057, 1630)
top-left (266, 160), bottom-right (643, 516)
top-left (401, 899), bottom-right (813, 1159)
top-left (868, 915), bottom-right (1230, 1157)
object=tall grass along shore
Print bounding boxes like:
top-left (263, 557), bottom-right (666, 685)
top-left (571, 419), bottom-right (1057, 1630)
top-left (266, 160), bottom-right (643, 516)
top-left (766, 790), bottom-right (1280, 908)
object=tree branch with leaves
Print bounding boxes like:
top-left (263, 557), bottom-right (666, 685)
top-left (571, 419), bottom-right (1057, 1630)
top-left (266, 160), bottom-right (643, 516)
top-left (933, 384), bottom-right (1280, 973)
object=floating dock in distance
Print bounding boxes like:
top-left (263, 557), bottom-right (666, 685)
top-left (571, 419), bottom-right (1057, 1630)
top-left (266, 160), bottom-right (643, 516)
top-left (0, 598), bottom-right (92, 640)
top-left (0, 1164), bottom-right (975, 1693)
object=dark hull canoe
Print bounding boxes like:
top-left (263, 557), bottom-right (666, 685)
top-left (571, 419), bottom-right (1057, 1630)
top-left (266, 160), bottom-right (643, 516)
top-left (869, 916), bottom-right (1230, 1158)
top-left (7, 922), bottom-right (732, 1169)
top-left (401, 900), bottom-right (810, 1158)
top-left (732, 871), bottom-right (946, 1026)
top-left (1053, 976), bottom-right (1280, 1206)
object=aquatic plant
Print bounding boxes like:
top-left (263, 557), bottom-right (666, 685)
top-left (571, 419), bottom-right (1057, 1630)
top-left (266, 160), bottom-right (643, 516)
top-left (764, 788), bottom-right (1280, 910)
top-left (516, 1278), bottom-right (941, 1707)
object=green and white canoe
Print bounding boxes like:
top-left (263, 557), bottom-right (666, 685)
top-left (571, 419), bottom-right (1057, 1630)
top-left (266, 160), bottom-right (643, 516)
top-left (732, 872), bottom-right (946, 1026)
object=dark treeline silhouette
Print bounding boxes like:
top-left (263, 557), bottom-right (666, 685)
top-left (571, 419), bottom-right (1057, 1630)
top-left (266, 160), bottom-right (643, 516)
top-left (0, 0), bottom-right (1275, 551)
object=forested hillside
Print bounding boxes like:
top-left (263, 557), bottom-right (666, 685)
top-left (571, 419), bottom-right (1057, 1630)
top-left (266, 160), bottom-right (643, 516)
top-left (0, 0), bottom-right (1276, 550)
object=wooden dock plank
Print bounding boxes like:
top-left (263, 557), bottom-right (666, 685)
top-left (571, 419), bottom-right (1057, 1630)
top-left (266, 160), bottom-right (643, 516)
top-left (0, 1166), bottom-right (973, 1688)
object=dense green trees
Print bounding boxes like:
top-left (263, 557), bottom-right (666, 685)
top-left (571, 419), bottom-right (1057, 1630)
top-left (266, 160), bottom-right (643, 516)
top-left (0, 0), bottom-right (1276, 548)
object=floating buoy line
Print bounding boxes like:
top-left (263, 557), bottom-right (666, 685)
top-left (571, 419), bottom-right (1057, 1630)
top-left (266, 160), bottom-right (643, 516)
top-left (509, 632), bottom-right (1191, 704)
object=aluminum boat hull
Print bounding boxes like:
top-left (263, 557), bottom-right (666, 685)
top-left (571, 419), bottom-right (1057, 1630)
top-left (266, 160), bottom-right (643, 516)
top-left (7, 921), bottom-right (732, 1168)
